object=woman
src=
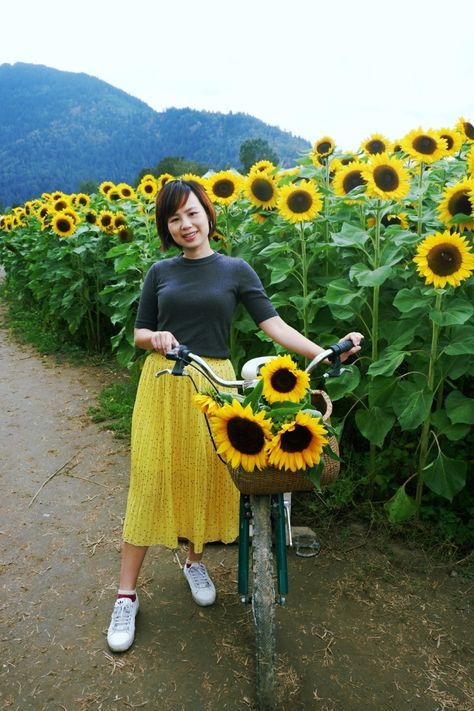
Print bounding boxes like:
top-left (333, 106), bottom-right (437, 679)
top-left (107, 179), bottom-right (362, 652)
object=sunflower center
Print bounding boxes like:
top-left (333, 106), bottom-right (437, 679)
top-left (227, 417), bottom-right (265, 455)
top-left (317, 141), bottom-right (332, 154)
top-left (381, 214), bottom-right (401, 227)
top-left (343, 170), bottom-right (365, 193)
top-left (56, 218), bottom-right (72, 233)
top-left (270, 368), bottom-right (297, 393)
top-left (251, 178), bottom-right (274, 202)
top-left (426, 242), bottom-right (462, 276)
top-left (287, 190), bottom-right (312, 214)
top-left (280, 425), bottom-right (312, 453)
top-left (413, 135), bottom-right (437, 155)
top-left (366, 140), bottom-right (385, 154)
top-left (463, 121), bottom-right (474, 140)
top-left (213, 179), bottom-right (235, 198)
top-left (448, 190), bottom-right (472, 217)
top-left (440, 133), bottom-right (454, 150)
top-left (101, 215), bottom-right (112, 226)
top-left (373, 165), bottom-right (399, 192)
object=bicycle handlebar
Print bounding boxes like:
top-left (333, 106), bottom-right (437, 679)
top-left (158, 338), bottom-right (362, 388)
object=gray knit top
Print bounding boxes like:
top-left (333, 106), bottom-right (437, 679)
top-left (134, 252), bottom-right (277, 358)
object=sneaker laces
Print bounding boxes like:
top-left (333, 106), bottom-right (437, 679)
top-left (187, 563), bottom-right (212, 589)
top-left (110, 600), bottom-right (134, 632)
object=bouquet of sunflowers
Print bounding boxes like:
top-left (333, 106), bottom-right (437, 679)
top-left (193, 354), bottom-right (340, 492)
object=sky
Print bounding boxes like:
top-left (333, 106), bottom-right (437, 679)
top-left (2, 0), bottom-right (474, 152)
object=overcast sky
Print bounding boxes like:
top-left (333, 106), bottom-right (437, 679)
top-left (2, 0), bottom-right (473, 152)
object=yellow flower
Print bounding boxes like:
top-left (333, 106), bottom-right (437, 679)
top-left (413, 231), bottom-right (474, 288)
top-left (137, 177), bottom-right (157, 199)
top-left (51, 211), bottom-right (77, 237)
top-left (381, 212), bottom-right (409, 229)
top-left (437, 176), bottom-right (474, 231)
top-left (467, 145), bottom-right (474, 175)
top-left (456, 117), bottom-right (474, 143)
top-left (259, 354), bottom-right (310, 404)
top-left (157, 173), bottom-right (175, 191)
top-left (360, 133), bottom-right (392, 156)
top-left (362, 153), bottom-right (411, 201)
top-left (267, 412), bottom-right (328, 472)
top-left (332, 161), bottom-right (368, 198)
top-left (400, 128), bottom-right (448, 164)
top-left (99, 181), bottom-right (115, 197)
top-left (210, 400), bottom-right (273, 472)
top-left (113, 212), bottom-right (127, 231)
top-left (277, 180), bottom-right (323, 223)
top-left (310, 136), bottom-right (335, 164)
top-left (193, 393), bottom-right (221, 417)
top-left (72, 193), bottom-right (91, 209)
top-left (244, 173), bottom-right (279, 210)
top-left (117, 183), bottom-right (136, 200)
top-left (207, 171), bottom-right (243, 205)
top-left (249, 160), bottom-right (276, 175)
top-left (98, 210), bottom-right (115, 233)
top-left (437, 128), bottom-right (464, 157)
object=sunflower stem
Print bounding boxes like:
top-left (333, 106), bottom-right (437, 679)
top-left (416, 162), bottom-right (425, 238)
top-left (299, 222), bottom-right (309, 339)
top-left (415, 291), bottom-right (442, 513)
top-left (367, 201), bottom-right (382, 494)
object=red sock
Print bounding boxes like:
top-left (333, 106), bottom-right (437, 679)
top-left (117, 588), bottom-right (136, 602)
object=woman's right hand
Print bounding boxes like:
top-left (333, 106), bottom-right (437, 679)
top-left (150, 330), bottom-right (179, 355)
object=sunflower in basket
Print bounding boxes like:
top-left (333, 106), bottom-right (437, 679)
top-left (193, 354), bottom-right (339, 486)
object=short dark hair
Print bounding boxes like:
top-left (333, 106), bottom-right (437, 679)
top-left (155, 179), bottom-right (216, 252)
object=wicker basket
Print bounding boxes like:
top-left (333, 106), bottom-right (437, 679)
top-left (227, 390), bottom-right (340, 495)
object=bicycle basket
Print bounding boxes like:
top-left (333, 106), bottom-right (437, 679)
top-left (227, 390), bottom-right (340, 495)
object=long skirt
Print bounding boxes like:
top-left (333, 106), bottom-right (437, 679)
top-left (122, 352), bottom-right (240, 553)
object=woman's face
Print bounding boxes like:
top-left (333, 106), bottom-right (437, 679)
top-left (167, 192), bottom-right (213, 259)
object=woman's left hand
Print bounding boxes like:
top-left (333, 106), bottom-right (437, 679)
top-left (339, 332), bottom-right (364, 361)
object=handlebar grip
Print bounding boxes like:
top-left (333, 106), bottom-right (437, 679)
top-left (165, 344), bottom-right (190, 361)
top-left (328, 338), bottom-right (360, 360)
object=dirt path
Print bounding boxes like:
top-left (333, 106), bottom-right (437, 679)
top-left (0, 309), bottom-right (473, 711)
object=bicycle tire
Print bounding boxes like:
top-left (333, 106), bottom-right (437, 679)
top-left (251, 494), bottom-right (277, 710)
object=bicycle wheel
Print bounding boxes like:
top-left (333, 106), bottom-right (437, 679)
top-left (251, 494), bottom-right (276, 710)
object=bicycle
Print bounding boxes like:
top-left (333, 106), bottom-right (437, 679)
top-left (156, 339), bottom-right (356, 710)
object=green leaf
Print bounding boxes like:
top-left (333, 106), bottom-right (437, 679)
top-left (331, 223), bottom-right (369, 247)
top-left (443, 331), bottom-right (474, 356)
top-left (393, 288), bottom-right (429, 313)
top-left (424, 451), bottom-right (467, 501)
top-left (430, 410), bottom-right (471, 442)
top-left (349, 263), bottom-right (393, 287)
top-left (325, 279), bottom-right (361, 306)
top-left (384, 485), bottom-right (417, 523)
top-left (430, 300), bottom-right (474, 326)
top-left (445, 390), bottom-right (474, 425)
top-left (368, 376), bottom-right (398, 406)
top-left (392, 381), bottom-right (433, 430)
top-left (269, 258), bottom-right (295, 285)
top-left (355, 407), bottom-right (396, 447)
top-left (324, 366), bottom-right (361, 401)
top-left (368, 350), bottom-right (409, 377)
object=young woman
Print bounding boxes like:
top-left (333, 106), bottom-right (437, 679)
top-left (107, 179), bottom-right (362, 652)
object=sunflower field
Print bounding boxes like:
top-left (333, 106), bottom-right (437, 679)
top-left (1, 120), bottom-right (473, 538)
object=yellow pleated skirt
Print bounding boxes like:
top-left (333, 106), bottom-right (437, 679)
top-left (122, 352), bottom-right (240, 553)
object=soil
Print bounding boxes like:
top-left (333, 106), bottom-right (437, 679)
top-left (0, 306), bottom-right (473, 711)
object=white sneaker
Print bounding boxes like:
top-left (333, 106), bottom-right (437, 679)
top-left (183, 562), bottom-right (216, 606)
top-left (107, 596), bottom-right (139, 652)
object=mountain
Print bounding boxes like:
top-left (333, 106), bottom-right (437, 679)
top-left (0, 63), bottom-right (311, 207)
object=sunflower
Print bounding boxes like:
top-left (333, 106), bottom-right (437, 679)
top-left (249, 160), bottom-right (276, 175)
top-left (99, 181), bottom-right (115, 197)
top-left (310, 136), bottom-right (335, 164)
top-left (118, 227), bottom-right (134, 243)
top-left (381, 212), bottom-right (409, 229)
top-left (360, 133), bottom-right (392, 156)
top-left (107, 189), bottom-right (121, 202)
top-left (50, 191), bottom-right (66, 202)
top-left (157, 173), bottom-right (175, 191)
top-left (400, 128), bottom-right (448, 164)
top-left (362, 153), bottom-right (411, 201)
top-left (244, 173), bottom-right (279, 210)
top-left (84, 210), bottom-right (98, 225)
top-left (207, 170), bottom-right (243, 205)
top-left (113, 212), bottom-right (127, 231)
top-left (277, 180), bottom-right (323, 223)
top-left (72, 192), bottom-right (91, 209)
top-left (259, 354), bottom-right (310, 404)
top-left (437, 128), bottom-right (463, 157)
top-left (437, 176), bottom-right (474, 231)
top-left (456, 117), bottom-right (474, 142)
top-left (466, 145), bottom-right (474, 175)
top-left (210, 400), bottom-right (273, 472)
top-left (116, 183), bottom-right (136, 200)
top-left (62, 208), bottom-right (80, 226)
top-left (97, 210), bottom-right (115, 233)
top-left (137, 177), bottom-right (157, 199)
top-left (332, 161), bottom-right (367, 197)
top-left (413, 231), bottom-right (474, 288)
top-left (267, 411), bottom-right (328, 472)
top-left (193, 393), bottom-right (221, 417)
top-left (50, 197), bottom-right (70, 212)
top-left (51, 211), bottom-right (77, 238)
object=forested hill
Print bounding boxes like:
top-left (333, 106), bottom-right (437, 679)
top-left (0, 63), bottom-right (311, 207)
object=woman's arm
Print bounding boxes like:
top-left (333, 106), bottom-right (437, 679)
top-left (134, 328), bottom-right (179, 355)
top-left (258, 316), bottom-right (363, 361)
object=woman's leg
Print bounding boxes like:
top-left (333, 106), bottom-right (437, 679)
top-left (118, 542), bottom-right (148, 589)
top-left (186, 542), bottom-right (204, 563)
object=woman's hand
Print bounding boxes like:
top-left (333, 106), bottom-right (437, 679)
top-left (150, 330), bottom-right (179, 355)
top-left (339, 332), bottom-right (364, 361)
